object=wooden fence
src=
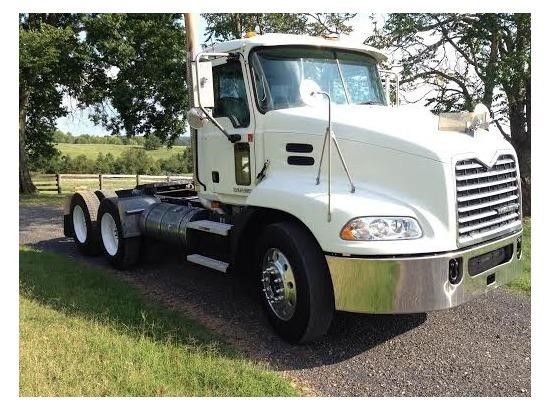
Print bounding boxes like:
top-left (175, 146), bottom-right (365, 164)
top-left (31, 173), bottom-right (193, 194)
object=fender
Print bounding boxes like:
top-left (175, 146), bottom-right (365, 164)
top-left (110, 196), bottom-right (160, 238)
top-left (245, 170), bottom-right (454, 255)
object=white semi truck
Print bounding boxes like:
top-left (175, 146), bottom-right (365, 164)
top-left (63, 20), bottom-right (523, 343)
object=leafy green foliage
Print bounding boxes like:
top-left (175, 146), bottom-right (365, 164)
top-left (81, 14), bottom-right (187, 145)
top-left (19, 14), bottom-right (89, 192)
top-left (143, 135), bottom-right (162, 150)
top-left (19, 14), bottom-right (189, 192)
top-left (202, 13), bottom-right (356, 42)
top-left (52, 130), bottom-right (188, 146)
top-left (33, 147), bottom-right (192, 175)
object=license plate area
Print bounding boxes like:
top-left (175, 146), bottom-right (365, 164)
top-left (468, 244), bottom-right (513, 277)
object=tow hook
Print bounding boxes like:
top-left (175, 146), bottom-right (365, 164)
top-left (449, 258), bottom-right (462, 285)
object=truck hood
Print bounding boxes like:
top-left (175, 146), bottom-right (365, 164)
top-left (262, 104), bottom-right (512, 164)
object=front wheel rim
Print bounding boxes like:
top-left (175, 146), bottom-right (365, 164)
top-left (101, 213), bottom-right (119, 256)
top-left (261, 248), bottom-right (297, 321)
top-left (72, 205), bottom-right (87, 243)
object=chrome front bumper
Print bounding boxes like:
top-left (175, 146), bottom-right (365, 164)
top-left (326, 231), bottom-right (523, 314)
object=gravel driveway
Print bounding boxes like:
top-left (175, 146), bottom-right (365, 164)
top-left (19, 204), bottom-right (531, 396)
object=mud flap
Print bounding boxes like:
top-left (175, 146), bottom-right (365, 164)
top-left (63, 194), bottom-right (73, 237)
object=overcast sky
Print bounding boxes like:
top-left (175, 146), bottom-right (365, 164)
top-left (56, 13), bottom-right (379, 136)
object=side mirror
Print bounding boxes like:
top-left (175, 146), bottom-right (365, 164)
top-left (192, 60), bottom-right (215, 108)
top-left (187, 107), bottom-right (209, 129)
top-left (299, 79), bottom-right (324, 106)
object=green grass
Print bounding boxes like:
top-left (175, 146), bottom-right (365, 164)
top-left (19, 246), bottom-right (298, 396)
top-left (506, 218), bottom-right (531, 295)
top-left (19, 193), bottom-right (68, 207)
top-left (56, 143), bottom-right (185, 161)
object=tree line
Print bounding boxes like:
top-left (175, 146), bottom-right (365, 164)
top-left (52, 130), bottom-right (189, 147)
top-left (32, 148), bottom-right (193, 176)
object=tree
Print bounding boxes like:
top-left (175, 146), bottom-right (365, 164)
top-left (368, 13), bottom-right (531, 214)
top-left (19, 13), bottom-right (87, 193)
top-left (202, 13), bottom-right (356, 42)
top-left (81, 14), bottom-right (187, 146)
top-left (143, 135), bottom-right (162, 150)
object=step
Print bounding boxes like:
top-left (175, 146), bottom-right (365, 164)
top-left (186, 220), bottom-right (233, 236)
top-left (186, 254), bottom-right (229, 273)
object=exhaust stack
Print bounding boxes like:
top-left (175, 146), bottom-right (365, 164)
top-left (184, 13), bottom-right (203, 190)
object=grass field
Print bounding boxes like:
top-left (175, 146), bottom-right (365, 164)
top-left (56, 143), bottom-right (186, 161)
top-left (20, 193), bottom-right (70, 206)
top-left (19, 246), bottom-right (297, 396)
top-left (506, 217), bottom-right (531, 294)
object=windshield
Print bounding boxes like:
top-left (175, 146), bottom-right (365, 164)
top-left (250, 46), bottom-right (386, 112)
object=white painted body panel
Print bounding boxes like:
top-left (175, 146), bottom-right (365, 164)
top-left (196, 37), bottom-right (520, 256)
top-left (245, 104), bottom-right (517, 255)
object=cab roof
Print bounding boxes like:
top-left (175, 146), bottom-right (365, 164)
top-left (203, 33), bottom-right (388, 62)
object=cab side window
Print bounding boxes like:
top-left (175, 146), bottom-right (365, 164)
top-left (212, 61), bottom-right (250, 128)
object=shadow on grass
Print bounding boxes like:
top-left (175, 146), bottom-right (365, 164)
top-left (19, 246), bottom-right (234, 356)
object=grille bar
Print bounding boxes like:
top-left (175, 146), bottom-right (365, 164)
top-left (455, 154), bottom-right (521, 243)
top-left (457, 185), bottom-right (518, 203)
top-left (456, 167), bottom-right (517, 182)
top-left (457, 176), bottom-right (517, 192)
top-left (458, 212), bottom-right (520, 235)
top-left (458, 194), bottom-right (519, 213)
top-left (458, 209), bottom-right (499, 223)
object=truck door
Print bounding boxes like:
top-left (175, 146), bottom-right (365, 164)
top-left (197, 57), bottom-right (256, 203)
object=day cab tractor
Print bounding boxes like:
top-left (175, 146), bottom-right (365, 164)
top-left (63, 17), bottom-right (523, 343)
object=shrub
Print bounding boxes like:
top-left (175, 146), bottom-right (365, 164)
top-left (144, 135), bottom-right (162, 150)
top-left (95, 152), bottom-right (117, 174)
top-left (115, 148), bottom-right (158, 174)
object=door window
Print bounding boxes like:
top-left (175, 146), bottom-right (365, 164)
top-left (213, 61), bottom-right (250, 128)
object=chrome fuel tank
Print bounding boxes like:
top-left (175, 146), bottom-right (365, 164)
top-left (139, 202), bottom-right (208, 248)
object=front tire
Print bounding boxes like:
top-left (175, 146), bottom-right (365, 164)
top-left (256, 222), bottom-right (335, 344)
top-left (97, 198), bottom-right (141, 270)
top-left (70, 192), bottom-right (101, 256)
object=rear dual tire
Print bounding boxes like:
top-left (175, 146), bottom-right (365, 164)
top-left (70, 192), bottom-right (101, 256)
top-left (97, 198), bottom-right (141, 270)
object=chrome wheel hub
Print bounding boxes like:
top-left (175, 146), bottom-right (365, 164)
top-left (261, 248), bottom-right (296, 321)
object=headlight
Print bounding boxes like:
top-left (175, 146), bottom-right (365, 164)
top-left (340, 217), bottom-right (422, 241)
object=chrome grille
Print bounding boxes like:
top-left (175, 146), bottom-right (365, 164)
top-left (455, 155), bottom-right (521, 243)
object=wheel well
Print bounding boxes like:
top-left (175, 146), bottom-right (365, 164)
top-left (230, 207), bottom-right (321, 278)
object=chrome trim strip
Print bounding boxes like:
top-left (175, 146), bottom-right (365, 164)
top-left (456, 167), bottom-right (516, 182)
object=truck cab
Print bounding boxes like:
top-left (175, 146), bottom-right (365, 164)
top-left (64, 33), bottom-right (524, 343)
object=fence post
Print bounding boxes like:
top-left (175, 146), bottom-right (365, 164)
top-left (56, 173), bottom-right (62, 194)
top-left (136, 174), bottom-right (140, 186)
top-left (99, 174), bottom-right (103, 190)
